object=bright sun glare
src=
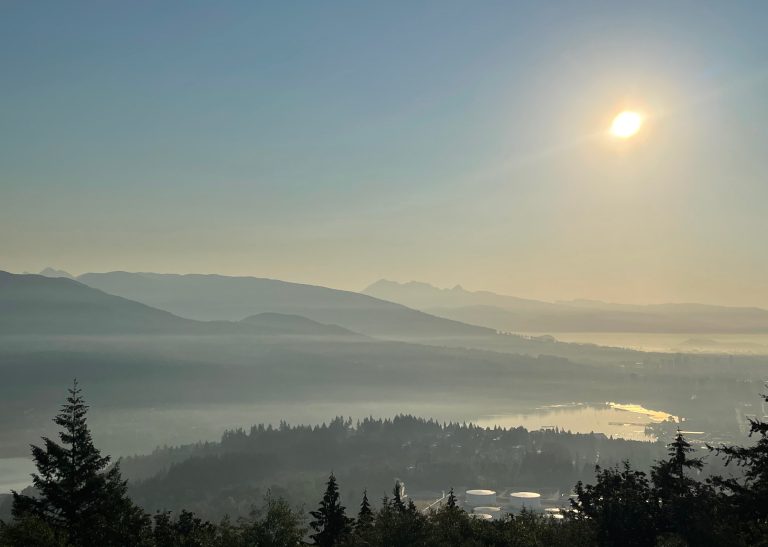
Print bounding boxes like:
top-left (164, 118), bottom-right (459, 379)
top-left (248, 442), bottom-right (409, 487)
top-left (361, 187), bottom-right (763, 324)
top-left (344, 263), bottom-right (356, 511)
top-left (610, 111), bottom-right (643, 138)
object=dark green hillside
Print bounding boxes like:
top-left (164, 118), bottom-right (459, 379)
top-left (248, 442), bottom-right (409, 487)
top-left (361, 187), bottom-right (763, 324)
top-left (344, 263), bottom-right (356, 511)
top-left (0, 271), bottom-right (202, 335)
top-left (123, 416), bottom-right (667, 520)
top-left (0, 272), bottom-right (359, 338)
top-left (240, 313), bottom-right (357, 337)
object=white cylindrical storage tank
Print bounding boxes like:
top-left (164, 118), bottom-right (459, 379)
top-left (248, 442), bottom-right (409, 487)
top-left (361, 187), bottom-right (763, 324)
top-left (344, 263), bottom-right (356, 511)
top-left (473, 506), bottom-right (503, 521)
top-left (470, 513), bottom-right (493, 521)
top-left (508, 491), bottom-right (541, 511)
top-left (544, 508), bottom-right (564, 520)
top-left (550, 513), bottom-right (564, 522)
top-left (465, 489), bottom-right (497, 507)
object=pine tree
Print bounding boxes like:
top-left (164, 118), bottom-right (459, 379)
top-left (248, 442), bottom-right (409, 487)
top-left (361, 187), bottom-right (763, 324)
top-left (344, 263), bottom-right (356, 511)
top-left (711, 390), bottom-right (768, 528)
top-left (442, 487), bottom-right (463, 526)
top-left (652, 429), bottom-right (704, 502)
top-left (352, 490), bottom-right (374, 546)
top-left (445, 488), bottom-right (458, 511)
top-left (355, 489), bottom-right (373, 531)
top-left (241, 491), bottom-right (307, 547)
top-left (392, 480), bottom-right (406, 513)
top-left (432, 487), bottom-right (469, 545)
top-left (309, 473), bottom-right (353, 547)
top-left (11, 381), bottom-right (148, 546)
top-left (651, 430), bottom-right (714, 545)
top-left (663, 430), bottom-right (703, 480)
top-left (572, 462), bottom-right (657, 547)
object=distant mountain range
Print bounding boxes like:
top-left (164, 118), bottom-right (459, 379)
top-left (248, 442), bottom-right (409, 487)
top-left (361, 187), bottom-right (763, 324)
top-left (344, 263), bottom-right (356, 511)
top-left (14, 270), bottom-right (654, 365)
top-left (0, 271), bottom-right (358, 337)
top-left (363, 279), bottom-right (768, 334)
top-left (75, 271), bottom-right (492, 339)
top-left (31, 269), bottom-right (768, 335)
top-left (38, 267), bottom-right (74, 279)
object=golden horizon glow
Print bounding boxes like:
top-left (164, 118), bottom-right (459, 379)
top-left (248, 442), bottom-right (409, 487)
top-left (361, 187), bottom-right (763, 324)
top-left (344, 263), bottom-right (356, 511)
top-left (610, 111), bottom-right (643, 138)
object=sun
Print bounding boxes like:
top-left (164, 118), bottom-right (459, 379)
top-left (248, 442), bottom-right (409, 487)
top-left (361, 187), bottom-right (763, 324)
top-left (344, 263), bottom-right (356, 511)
top-left (610, 111), bottom-right (643, 139)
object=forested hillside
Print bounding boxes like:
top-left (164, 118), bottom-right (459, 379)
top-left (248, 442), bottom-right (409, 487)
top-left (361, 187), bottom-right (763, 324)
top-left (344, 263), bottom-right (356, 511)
top-left (2, 386), bottom-right (768, 546)
top-left (121, 416), bottom-right (669, 519)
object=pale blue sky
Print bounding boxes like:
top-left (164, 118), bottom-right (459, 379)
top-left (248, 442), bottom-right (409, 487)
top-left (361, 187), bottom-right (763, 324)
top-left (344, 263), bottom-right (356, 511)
top-left (2, 1), bottom-right (768, 305)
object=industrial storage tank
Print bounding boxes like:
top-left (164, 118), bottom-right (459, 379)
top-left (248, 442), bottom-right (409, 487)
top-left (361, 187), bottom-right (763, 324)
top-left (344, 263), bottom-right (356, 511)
top-left (465, 489), bottom-right (497, 507)
top-left (550, 513), bottom-right (565, 521)
top-left (508, 491), bottom-right (541, 511)
top-left (473, 506), bottom-right (503, 521)
top-left (470, 513), bottom-right (493, 521)
top-left (544, 508), bottom-right (564, 521)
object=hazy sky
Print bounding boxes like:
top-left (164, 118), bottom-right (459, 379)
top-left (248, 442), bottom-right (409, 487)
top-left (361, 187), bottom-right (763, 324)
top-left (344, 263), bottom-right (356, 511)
top-left (2, 1), bottom-right (768, 306)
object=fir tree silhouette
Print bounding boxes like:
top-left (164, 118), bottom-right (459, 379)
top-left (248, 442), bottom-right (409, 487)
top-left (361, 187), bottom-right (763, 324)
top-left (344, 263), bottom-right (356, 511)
top-left (12, 380), bottom-right (147, 546)
top-left (309, 473), bottom-right (353, 547)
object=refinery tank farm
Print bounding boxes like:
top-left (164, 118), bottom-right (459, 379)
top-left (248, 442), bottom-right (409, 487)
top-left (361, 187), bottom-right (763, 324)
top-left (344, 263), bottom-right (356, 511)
top-left (445, 487), bottom-right (562, 520)
top-left (463, 489), bottom-right (543, 516)
top-left (396, 481), bottom-right (565, 520)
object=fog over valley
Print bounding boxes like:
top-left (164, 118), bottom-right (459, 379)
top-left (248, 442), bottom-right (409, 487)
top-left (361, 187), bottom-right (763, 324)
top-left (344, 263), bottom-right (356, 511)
top-left (2, 270), bottom-right (764, 463)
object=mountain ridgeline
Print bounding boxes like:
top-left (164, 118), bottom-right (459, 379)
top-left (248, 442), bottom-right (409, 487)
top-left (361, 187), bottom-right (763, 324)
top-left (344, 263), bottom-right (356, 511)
top-left (56, 271), bottom-right (701, 362)
top-left (77, 272), bottom-right (493, 339)
top-left (363, 279), bottom-right (768, 334)
top-left (0, 271), bottom-right (358, 337)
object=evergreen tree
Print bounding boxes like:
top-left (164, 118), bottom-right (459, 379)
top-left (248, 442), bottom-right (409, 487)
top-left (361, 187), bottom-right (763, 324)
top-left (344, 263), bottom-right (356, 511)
top-left (309, 473), bottom-right (353, 547)
top-left (392, 481), bottom-right (406, 513)
top-left (151, 509), bottom-right (219, 547)
top-left (0, 515), bottom-right (67, 547)
top-left (440, 488), bottom-right (463, 530)
top-left (240, 491), bottom-right (307, 547)
top-left (711, 390), bottom-right (768, 539)
top-left (445, 488), bottom-right (458, 510)
top-left (431, 488), bottom-right (470, 546)
top-left (355, 490), bottom-right (373, 532)
top-left (651, 430), bottom-right (715, 545)
top-left (11, 381), bottom-right (149, 546)
top-left (655, 430), bottom-right (703, 482)
top-left (572, 462), bottom-right (657, 547)
top-left (352, 490), bottom-right (374, 546)
top-left (651, 429), bottom-right (705, 506)
top-left (373, 481), bottom-right (429, 547)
